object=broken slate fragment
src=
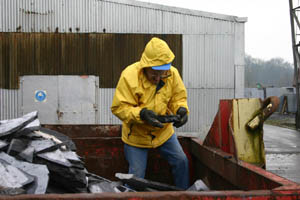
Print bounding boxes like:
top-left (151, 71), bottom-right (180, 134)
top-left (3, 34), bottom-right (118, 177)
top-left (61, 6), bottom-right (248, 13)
top-left (0, 140), bottom-right (8, 150)
top-left (23, 118), bottom-right (40, 130)
top-left (18, 146), bottom-right (35, 163)
top-left (88, 181), bottom-right (122, 193)
top-left (37, 149), bottom-right (73, 167)
top-left (187, 180), bottom-right (210, 191)
top-left (30, 130), bottom-right (67, 150)
top-left (35, 155), bottom-right (88, 193)
top-left (115, 173), bottom-right (182, 191)
top-left (0, 186), bottom-right (26, 195)
top-left (7, 138), bottom-right (29, 156)
top-left (39, 127), bottom-right (77, 151)
top-left (0, 111), bottom-right (38, 137)
top-left (28, 139), bottom-right (56, 153)
top-left (35, 142), bottom-right (67, 154)
top-left (0, 159), bottom-right (34, 189)
top-left (87, 173), bottom-right (134, 193)
top-left (0, 152), bottom-right (49, 194)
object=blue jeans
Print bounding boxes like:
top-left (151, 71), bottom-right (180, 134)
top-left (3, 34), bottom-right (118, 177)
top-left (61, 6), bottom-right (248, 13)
top-left (124, 134), bottom-right (190, 189)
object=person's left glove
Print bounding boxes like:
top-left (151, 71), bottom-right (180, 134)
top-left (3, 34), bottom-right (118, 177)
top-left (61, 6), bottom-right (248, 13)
top-left (173, 107), bottom-right (188, 128)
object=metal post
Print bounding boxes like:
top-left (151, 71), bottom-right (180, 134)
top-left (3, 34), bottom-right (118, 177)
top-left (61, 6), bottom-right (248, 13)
top-left (263, 88), bottom-right (266, 99)
top-left (289, 0), bottom-right (300, 129)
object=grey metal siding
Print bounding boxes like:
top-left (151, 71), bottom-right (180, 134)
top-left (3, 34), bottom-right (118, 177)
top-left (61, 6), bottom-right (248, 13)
top-left (180, 88), bottom-right (235, 138)
top-left (234, 21), bottom-right (246, 98)
top-left (98, 88), bottom-right (121, 125)
top-left (1, 0), bottom-right (237, 34)
top-left (0, 89), bottom-right (20, 120)
top-left (183, 34), bottom-right (235, 89)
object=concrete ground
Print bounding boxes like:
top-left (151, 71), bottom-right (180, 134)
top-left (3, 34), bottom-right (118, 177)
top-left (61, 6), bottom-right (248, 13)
top-left (264, 124), bottom-right (300, 184)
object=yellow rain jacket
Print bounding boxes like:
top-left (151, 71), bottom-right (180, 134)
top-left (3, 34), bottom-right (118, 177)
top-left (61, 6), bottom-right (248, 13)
top-left (111, 37), bottom-right (189, 148)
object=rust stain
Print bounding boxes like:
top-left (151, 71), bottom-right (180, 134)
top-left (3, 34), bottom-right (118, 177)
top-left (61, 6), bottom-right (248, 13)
top-left (19, 8), bottom-right (54, 15)
top-left (0, 33), bottom-right (182, 89)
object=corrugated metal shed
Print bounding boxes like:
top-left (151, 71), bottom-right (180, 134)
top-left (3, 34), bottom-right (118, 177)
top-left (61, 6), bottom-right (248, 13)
top-left (0, 0), bottom-right (246, 137)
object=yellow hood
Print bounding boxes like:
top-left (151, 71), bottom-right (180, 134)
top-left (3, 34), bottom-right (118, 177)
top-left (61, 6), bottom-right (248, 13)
top-left (140, 37), bottom-right (175, 68)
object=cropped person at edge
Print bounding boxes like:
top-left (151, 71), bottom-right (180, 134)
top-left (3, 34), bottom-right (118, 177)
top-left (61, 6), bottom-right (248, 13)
top-left (111, 37), bottom-right (190, 189)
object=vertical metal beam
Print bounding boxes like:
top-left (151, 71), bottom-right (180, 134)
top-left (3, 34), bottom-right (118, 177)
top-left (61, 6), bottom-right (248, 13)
top-left (289, 0), bottom-right (300, 129)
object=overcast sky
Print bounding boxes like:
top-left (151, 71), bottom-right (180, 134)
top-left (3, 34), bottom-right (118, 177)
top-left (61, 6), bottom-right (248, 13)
top-left (138, 0), bottom-right (294, 63)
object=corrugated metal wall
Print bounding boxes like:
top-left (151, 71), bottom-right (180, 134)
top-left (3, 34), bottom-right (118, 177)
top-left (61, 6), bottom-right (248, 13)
top-left (0, 0), bottom-right (236, 34)
top-left (0, 0), bottom-right (246, 136)
top-left (183, 35), bottom-right (234, 89)
top-left (0, 89), bottom-right (20, 120)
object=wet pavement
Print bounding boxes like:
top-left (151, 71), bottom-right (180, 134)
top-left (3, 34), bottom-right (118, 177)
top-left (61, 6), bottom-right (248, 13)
top-left (264, 124), bottom-right (300, 183)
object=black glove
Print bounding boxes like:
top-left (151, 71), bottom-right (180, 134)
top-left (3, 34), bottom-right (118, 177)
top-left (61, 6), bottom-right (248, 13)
top-left (140, 108), bottom-right (164, 128)
top-left (173, 107), bottom-right (188, 128)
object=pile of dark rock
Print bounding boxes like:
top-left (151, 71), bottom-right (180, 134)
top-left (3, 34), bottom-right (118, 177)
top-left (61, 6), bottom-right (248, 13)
top-left (0, 111), bottom-right (132, 195)
top-left (0, 111), bottom-right (209, 195)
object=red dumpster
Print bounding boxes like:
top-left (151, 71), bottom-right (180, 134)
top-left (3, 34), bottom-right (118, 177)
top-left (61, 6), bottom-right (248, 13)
top-left (0, 123), bottom-right (296, 200)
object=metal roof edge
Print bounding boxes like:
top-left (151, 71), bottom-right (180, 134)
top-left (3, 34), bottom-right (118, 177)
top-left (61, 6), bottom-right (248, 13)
top-left (102, 0), bottom-right (246, 22)
top-left (235, 17), bottom-right (248, 23)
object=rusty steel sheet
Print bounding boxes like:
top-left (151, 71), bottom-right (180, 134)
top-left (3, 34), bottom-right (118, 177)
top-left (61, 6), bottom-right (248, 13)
top-left (43, 125), bottom-right (194, 185)
top-left (191, 138), bottom-right (300, 191)
top-left (0, 188), bottom-right (300, 200)
top-left (0, 33), bottom-right (182, 89)
top-left (203, 100), bottom-right (235, 155)
top-left (43, 125), bottom-right (122, 138)
top-left (70, 136), bottom-right (193, 184)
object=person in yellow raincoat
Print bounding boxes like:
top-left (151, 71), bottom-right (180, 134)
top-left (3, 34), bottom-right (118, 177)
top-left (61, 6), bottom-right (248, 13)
top-left (111, 37), bottom-right (189, 189)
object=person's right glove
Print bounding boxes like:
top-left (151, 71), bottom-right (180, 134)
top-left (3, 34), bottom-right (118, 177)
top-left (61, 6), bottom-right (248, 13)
top-left (173, 107), bottom-right (188, 128)
top-left (140, 108), bottom-right (164, 128)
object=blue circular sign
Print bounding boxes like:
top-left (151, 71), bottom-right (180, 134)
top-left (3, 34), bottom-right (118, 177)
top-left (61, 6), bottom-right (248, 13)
top-left (35, 90), bottom-right (46, 102)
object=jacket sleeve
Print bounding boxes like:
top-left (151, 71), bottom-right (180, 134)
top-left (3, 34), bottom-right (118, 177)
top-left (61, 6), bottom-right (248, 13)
top-left (168, 68), bottom-right (189, 115)
top-left (111, 73), bottom-right (144, 124)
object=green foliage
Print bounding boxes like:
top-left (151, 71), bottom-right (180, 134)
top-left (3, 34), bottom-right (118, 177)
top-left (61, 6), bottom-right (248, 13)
top-left (245, 55), bottom-right (294, 88)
